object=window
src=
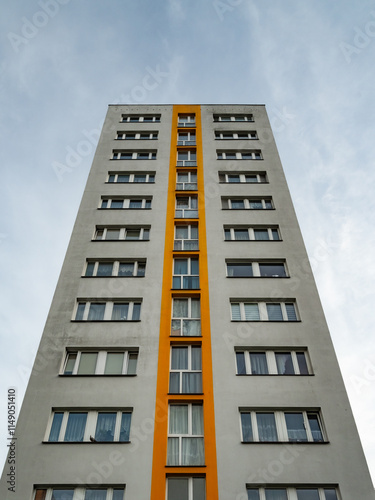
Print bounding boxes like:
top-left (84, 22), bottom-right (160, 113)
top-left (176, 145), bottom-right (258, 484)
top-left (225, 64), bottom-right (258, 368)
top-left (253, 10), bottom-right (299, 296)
top-left (34, 487), bottom-right (125, 500)
top-left (173, 258), bottom-right (199, 289)
top-left (167, 404), bottom-right (204, 465)
top-left (230, 301), bottom-right (298, 321)
top-left (172, 297), bottom-right (201, 336)
top-left (84, 260), bottom-right (146, 277)
top-left (178, 131), bottom-right (196, 145)
top-left (217, 150), bottom-right (262, 160)
top-left (219, 172), bottom-right (267, 183)
top-left (246, 487), bottom-right (338, 500)
top-left (116, 131), bottom-right (158, 140)
top-left (100, 198), bottom-right (152, 209)
top-left (94, 227), bottom-right (150, 241)
top-left (63, 350), bottom-right (138, 375)
top-left (215, 131), bottom-right (257, 140)
top-left (170, 345), bottom-right (202, 394)
top-left (167, 477), bottom-right (205, 500)
top-left (222, 198), bottom-right (273, 210)
top-left (178, 114), bottom-right (196, 127)
top-left (177, 150), bottom-right (197, 166)
top-left (112, 150), bottom-right (156, 160)
top-left (176, 171), bottom-right (198, 191)
top-left (74, 300), bottom-right (141, 321)
top-left (107, 172), bottom-right (155, 183)
top-left (224, 227), bottom-right (280, 241)
top-left (213, 114), bottom-right (253, 122)
top-left (226, 261), bottom-right (286, 278)
top-left (240, 410), bottom-right (324, 443)
top-left (235, 349), bottom-right (311, 375)
top-left (174, 224), bottom-right (199, 250)
top-left (121, 114), bottom-right (160, 122)
top-left (175, 196), bottom-right (198, 218)
top-left (46, 410), bottom-right (132, 442)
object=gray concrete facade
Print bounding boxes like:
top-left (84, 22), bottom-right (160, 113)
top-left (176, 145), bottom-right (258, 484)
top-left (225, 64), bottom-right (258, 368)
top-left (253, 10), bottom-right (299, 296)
top-left (1, 105), bottom-right (374, 500)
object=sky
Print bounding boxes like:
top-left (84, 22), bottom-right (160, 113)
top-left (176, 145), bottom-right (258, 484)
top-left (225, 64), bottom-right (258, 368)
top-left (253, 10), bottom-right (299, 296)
top-left (1, 0), bottom-right (375, 486)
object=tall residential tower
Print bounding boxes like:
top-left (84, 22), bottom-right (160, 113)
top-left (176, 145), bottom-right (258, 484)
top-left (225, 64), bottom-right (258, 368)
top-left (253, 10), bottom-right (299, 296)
top-left (1, 105), bottom-right (374, 500)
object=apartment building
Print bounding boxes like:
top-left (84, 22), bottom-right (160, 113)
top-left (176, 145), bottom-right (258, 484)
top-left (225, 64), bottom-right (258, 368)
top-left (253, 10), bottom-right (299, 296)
top-left (1, 104), bottom-right (374, 500)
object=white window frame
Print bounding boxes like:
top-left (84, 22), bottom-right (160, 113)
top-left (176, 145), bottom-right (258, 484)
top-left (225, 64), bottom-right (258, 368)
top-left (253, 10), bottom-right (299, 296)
top-left (121, 114), bottom-right (160, 122)
top-left (62, 349), bottom-right (139, 375)
top-left (93, 227), bottom-right (150, 241)
top-left (213, 114), bottom-right (254, 122)
top-left (112, 150), bottom-right (157, 160)
top-left (176, 171), bottom-right (198, 191)
top-left (175, 195), bottom-right (198, 218)
top-left (169, 345), bottom-right (202, 394)
top-left (173, 258), bottom-right (200, 290)
top-left (167, 403), bottom-right (205, 466)
top-left (245, 487), bottom-right (339, 500)
top-left (230, 301), bottom-right (298, 321)
top-left (166, 477), bottom-right (206, 500)
top-left (177, 131), bottom-right (196, 146)
top-left (34, 487), bottom-right (125, 500)
top-left (83, 260), bottom-right (146, 277)
top-left (178, 114), bottom-right (196, 127)
top-left (44, 410), bottom-right (132, 443)
top-left (226, 261), bottom-right (287, 278)
top-left (217, 150), bottom-right (262, 160)
top-left (224, 227), bottom-right (281, 241)
top-left (107, 172), bottom-right (155, 183)
top-left (215, 131), bottom-right (257, 140)
top-left (116, 131), bottom-right (158, 140)
top-left (171, 297), bottom-right (201, 337)
top-left (177, 150), bottom-right (197, 166)
top-left (235, 349), bottom-right (311, 375)
top-left (174, 224), bottom-right (199, 251)
top-left (223, 198), bottom-right (273, 210)
top-left (219, 172), bottom-right (267, 183)
top-left (73, 300), bottom-right (142, 321)
top-left (100, 197), bottom-right (152, 209)
top-left (239, 409), bottom-right (325, 443)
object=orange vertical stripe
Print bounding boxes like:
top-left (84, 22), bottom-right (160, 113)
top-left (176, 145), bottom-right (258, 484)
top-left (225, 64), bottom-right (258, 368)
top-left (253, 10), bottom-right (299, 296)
top-left (150, 106), bottom-right (218, 500)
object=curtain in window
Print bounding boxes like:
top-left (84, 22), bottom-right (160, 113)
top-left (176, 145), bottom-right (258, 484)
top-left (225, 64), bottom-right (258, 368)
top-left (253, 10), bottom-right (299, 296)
top-left (112, 303), bottom-right (129, 321)
top-left (182, 436), bottom-right (204, 465)
top-left (256, 413), bottom-right (277, 441)
top-left (247, 490), bottom-right (260, 500)
top-left (49, 412), bottom-right (63, 442)
top-left (231, 200), bottom-right (245, 209)
top-left (285, 303), bottom-right (297, 321)
top-left (307, 414), bottom-right (323, 441)
top-left (241, 413), bottom-right (253, 442)
top-left (174, 259), bottom-right (188, 275)
top-left (119, 412), bottom-right (131, 441)
top-left (118, 263), bottom-right (134, 276)
top-left (182, 373), bottom-right (202, 393)
top-left (171, 347), bottom-right (188, 370)
top-left (296, 352), bottom-right (309, 375)
top-left (64, 413), bottom-right (87, 442)
top-left (168, 478), bottom-right (189, 500)
top-left (169, 405), bottom-right (188, 434)
top-left (75, 303), bottom-right (86, 320)
top-left (77, 353), bottom-right (98, 374)
top-left (266, 303), bottom-right (283, 321)
top-left (250, 353), bottom-right (268, 374)
top-left (167, 437), bottom-right (179, 465)
top-left (231, 303), bottom-right (241, 320)
top-left (265, 490), bottom-right (288, 500)
top-left (183, 319), bottom-right (201, 336)
top-left (104, 353), bottom-right (124, 374)
top-left (234, 230), bottom-right (250, 240)
top-left (127, 353), bottom-right (138, 375)
top-left (84, 490), bottom-right (107, 500)
top-left (254, 229), bottom-right (269, 240)
top-left (173, 299), bottom-right (188, 318)
top-left (64, 353), bottom-right (76, 374)
top-left (169, 373), bottom-right (180, 393)
top-left (132, 303), bottom-right (141, 320)
top-left (285, 413), bottom-right (307, 442)
top-left (118, 174), bottom-right (130, 182)
top-left (249, 200), bottom-right (263, 209)
top-left (106, 229), bottom-right (120, 240)
top-left (88, 303), bottom-right (105, 321)
top-left (296, 490), bottom-right (320, 500)
top-left (244, 303), bottom-right (260, 320)
top-left (112, 490), bottom-right (125, 500)
top-left (236, 352), bottom-right (246, 374)
top-left (275, 353), bottom-right (294, 375)
top-left (95, 412), bottom-right (116, 441)
top-left (193, 478), bottom-right (205, 500)
top-left (192, 405), bottom-right (204, 434)
top-left (176, 226), bottom-right (188, 239)
top-left (52, 490), bottom-right (74, 500)
top-left (85, 263), bottom-right (95, 276)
